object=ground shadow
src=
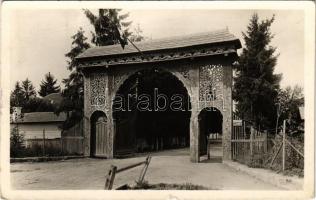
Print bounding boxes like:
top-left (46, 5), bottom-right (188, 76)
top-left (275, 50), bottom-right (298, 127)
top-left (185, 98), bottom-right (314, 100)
top-left (129, 148), bottom-right (190, 158)
top-left (200, 156), bottom-right (223, 163)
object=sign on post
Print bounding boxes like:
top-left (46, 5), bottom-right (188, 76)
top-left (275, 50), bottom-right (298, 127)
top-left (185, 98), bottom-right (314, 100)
top-left (233, 120), bottom-right (242, 127)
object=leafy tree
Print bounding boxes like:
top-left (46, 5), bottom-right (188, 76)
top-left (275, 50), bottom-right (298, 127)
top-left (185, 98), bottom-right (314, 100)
top-left (21, 78), bottom-right (37, 101)
top-left (10, 82), bottom-right (24, 112)
top-left (38, 72), bottom-right (61, 97)
top-left (233, 13), bottom-right (281, 129)
top-left (84, 9), bottom-right (132, 47)
top-left (21, 97), bottom-right (55, 113)
top-left (276, 85), bottom-right (304, 136)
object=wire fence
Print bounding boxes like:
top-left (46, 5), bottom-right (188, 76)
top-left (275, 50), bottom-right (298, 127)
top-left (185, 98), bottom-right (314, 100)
top-left (232, 117), bottom-right (304, 176)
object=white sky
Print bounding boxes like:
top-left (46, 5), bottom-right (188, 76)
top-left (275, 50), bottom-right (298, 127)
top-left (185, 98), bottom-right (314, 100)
top-left (9, 9), bottom-right (304, 91)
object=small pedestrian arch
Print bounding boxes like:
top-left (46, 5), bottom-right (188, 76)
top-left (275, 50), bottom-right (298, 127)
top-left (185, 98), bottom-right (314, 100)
top-left (198, 107), bottom-right (223, 160)
top-left (90, 111), bottom-right (108, 157)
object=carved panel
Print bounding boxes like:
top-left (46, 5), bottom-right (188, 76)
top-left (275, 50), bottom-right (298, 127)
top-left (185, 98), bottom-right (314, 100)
top-left (113, 74), bottom-right (127, 93)
top-left (90, 73), bottom-right (107, 106)
top-left (178, 66), bottom-right (190, 80)
top-left (199, 64), bottom-right (223, 101)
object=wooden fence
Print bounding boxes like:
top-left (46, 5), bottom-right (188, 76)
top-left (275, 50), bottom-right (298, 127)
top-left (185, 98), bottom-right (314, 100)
top-left (24, 120), bottom-right (84, 156)
top-left (232, 114), bottom-right (268, 165)
top-left (232, 115), bottom-right (304, 173)
top-left (26, 138), bottom-right (62, 156)
top-left (61, 120), bottom-right (84, 155)
top-left (27, 138), bottom-right (61, 149)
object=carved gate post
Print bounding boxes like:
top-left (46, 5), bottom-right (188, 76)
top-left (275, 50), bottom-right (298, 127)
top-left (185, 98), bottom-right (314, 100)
top-left (107, 75), bottom-right (115, 159)
top-left (188, 67), bottom-right (200, 163)
top-left (190, 111), bottom-right (200, 162)
top-left (83, 73), bottom-right (91, 157)
top-left (222, 61), bottom-right (233, 160)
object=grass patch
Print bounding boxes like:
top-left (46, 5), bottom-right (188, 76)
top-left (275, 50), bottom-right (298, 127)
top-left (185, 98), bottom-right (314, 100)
top-left (125, 181), bottom-right (209, 190)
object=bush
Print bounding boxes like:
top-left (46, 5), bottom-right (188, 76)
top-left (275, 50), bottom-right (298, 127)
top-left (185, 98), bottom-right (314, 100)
top-left (247, 153), bottom-right (265, 168)
top-left (265, 136), bottom-right (304, 176)
top-left (23, 144), bottom-right (43, 157)
top-left (130, 181), bottom-right (209, 190)
top-left (11, 129), bottom-right (63, 158)
top-left (10, 127), bottom-right (25, 157)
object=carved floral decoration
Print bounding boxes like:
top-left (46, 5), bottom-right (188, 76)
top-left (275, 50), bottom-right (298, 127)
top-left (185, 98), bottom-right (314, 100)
top-left (199, 64), bottom-right (223, 101)
top-left (90, 73), bottom-right (106, 106)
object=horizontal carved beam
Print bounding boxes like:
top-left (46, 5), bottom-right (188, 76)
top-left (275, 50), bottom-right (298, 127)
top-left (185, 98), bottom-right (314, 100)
top-left (78, 46), bottom-right (237, 68)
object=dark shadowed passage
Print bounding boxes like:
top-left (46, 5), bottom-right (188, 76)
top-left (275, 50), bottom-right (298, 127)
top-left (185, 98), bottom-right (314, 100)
top-left (198, 107), bottom-right (223, 159)
top-left (113, 68), bottom-right (191, 157)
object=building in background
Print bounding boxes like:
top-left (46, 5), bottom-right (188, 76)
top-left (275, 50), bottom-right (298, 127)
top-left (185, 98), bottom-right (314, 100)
top-left (10, 107), bottom-right (67, 146)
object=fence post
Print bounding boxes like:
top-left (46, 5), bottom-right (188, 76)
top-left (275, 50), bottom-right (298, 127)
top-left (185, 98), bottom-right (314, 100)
top-left (250, 126), bottom-right (254, 157)
top-left (282, 120), bottom-right (286, 172)
top-left (60, 132), bottom-right (63, 157)
top-left (138, 156), bottom-right (151, 184)
top-left (105, 165), bottom-right (117, 190)
top-left (263, 130), bottom-right (268, 153)
top-left (43, 129), bottom-right (46, 157)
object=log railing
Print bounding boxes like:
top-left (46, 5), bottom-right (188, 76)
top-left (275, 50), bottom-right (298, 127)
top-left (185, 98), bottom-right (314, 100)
top-left (104, 156), bottom-right (152, 190)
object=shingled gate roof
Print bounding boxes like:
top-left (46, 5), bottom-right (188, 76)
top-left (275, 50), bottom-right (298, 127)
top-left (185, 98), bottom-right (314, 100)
top-left (77, 29), bottom-right (241, 59)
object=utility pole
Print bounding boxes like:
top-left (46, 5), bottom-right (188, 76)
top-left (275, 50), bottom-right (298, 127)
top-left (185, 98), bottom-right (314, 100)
top-left (275, 103), bottom-right (281, 135)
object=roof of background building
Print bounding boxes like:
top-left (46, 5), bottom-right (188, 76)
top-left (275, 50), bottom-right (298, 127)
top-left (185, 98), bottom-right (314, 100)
top-left (11, 112), bottom-right (67, 124)
top-left (42, 93), bottom-right (63, 105)
top-left (77, 29), bottom-right (241, 59)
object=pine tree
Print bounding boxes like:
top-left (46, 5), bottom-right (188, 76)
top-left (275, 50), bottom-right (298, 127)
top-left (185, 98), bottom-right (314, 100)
top-left (233, 13), bottom-right (281, 129)
top-left (65, 27), bottom-right (91, 71)
top-left (21, 78), bottom-right (37, 101)
top-left (130, 24), bottom-right (145, 42)
top-left (11, 79), bottom-right (42, 113)
top-left (38, 72), bottom-right (61, 97)
top-left (57, 28), bottom-right (91, 128)
top-left (84, 9), bottom-right (132, 48)
top-left (10, 82), bottom-right (24, 109)
top-left (59, 10), bottom-right (143, 129)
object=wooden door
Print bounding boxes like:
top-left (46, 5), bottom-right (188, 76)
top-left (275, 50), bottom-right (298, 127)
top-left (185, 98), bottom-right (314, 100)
top-left (94, 116), bottom-right (107, 157)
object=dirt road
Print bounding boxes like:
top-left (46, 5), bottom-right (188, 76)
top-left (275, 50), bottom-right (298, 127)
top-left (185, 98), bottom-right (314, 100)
top-left (11, 148), bottom-right (281, 190)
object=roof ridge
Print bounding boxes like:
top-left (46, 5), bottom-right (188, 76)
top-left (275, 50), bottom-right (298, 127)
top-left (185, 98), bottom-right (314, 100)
top-left (91, 28), bottom-right (232, 49)
top-left (77, 28), bottom-right (241, 59)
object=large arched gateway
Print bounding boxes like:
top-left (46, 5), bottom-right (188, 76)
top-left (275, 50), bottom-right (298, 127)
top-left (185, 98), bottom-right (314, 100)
top-left (77, 29), bottom-right (241, 162)
top-left (112, 68), bottom-right (191, 157)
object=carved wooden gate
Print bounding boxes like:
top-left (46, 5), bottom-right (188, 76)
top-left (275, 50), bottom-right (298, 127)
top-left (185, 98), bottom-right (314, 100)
top-left (92, 115), bottom-right (108, 157)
